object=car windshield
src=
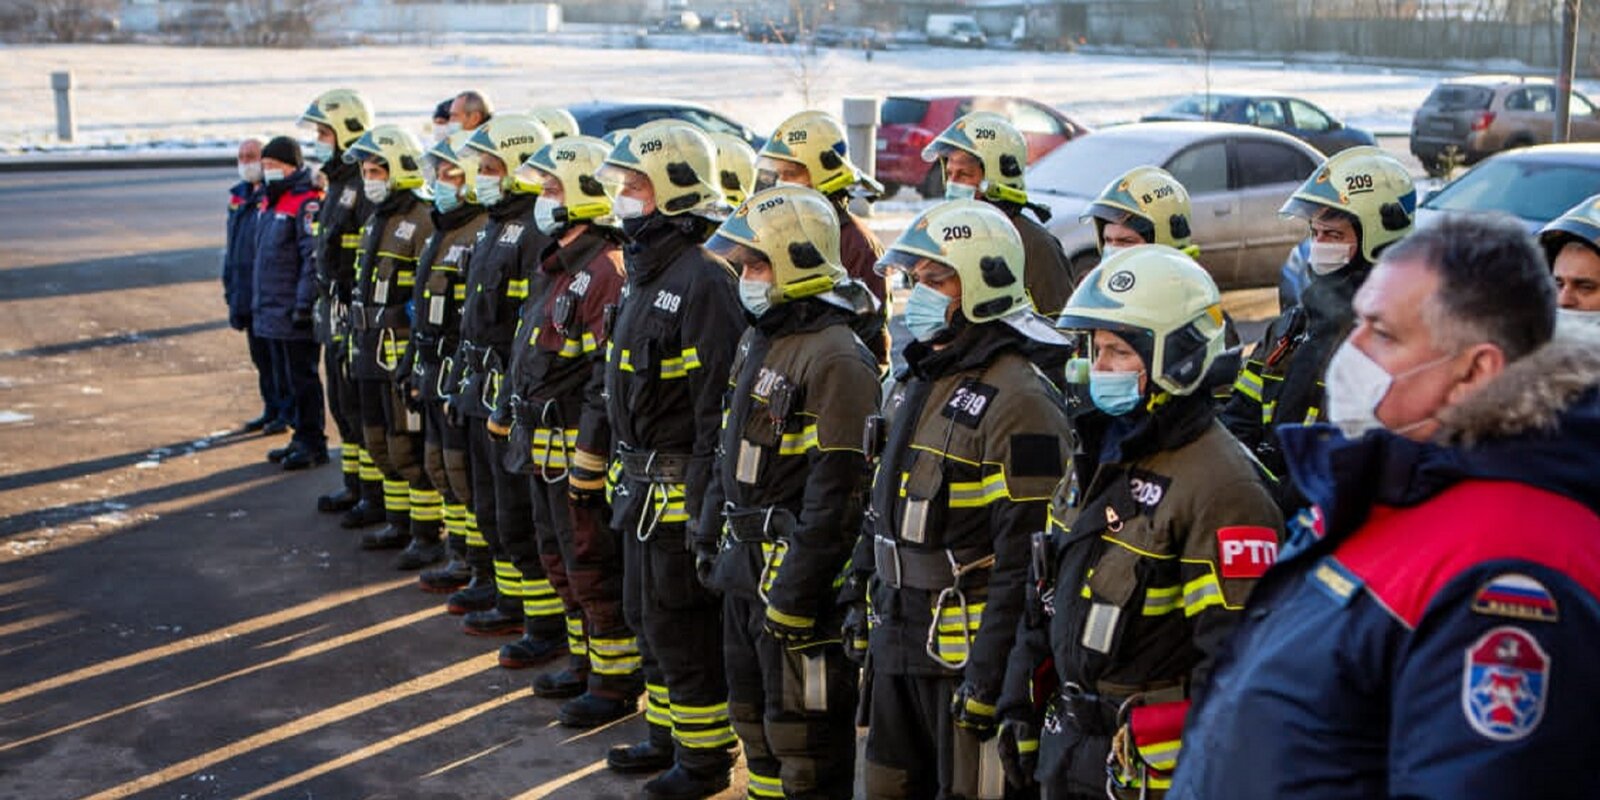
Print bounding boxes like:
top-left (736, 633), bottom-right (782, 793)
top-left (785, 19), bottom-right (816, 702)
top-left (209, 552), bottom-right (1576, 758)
top-left (1424, 159), bottom-right (1600, 221)
top-left (1027, 134), bottom-right (1179, 197)
top-left (881, 97), bottom-right (930, 126)
top-left (1424, 84), bottom-right (1493, 111)
top-left (1163, 95), bottom-right (1236, 117)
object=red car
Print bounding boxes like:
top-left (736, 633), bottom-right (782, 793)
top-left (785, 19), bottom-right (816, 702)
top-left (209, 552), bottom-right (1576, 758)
top-left (875, 95), bottom-right (1090, 198)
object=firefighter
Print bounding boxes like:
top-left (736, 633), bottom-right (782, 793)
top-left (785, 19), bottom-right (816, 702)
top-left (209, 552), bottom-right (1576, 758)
top-left (1082, 166), bottom-right (1199, 261)
top-left (755, 110), bottom-right (891, 372)
top-left (697, 185), bottom-right (881, 799)
top-left (594, 119), bottom-right (747, 798)
top-left (527, 105), bottom-right (579, 140)
top-left (488, 136), bottom-right (641, 726)
top-left (1219, 147), bottom-right (1414, 508)
top-left (298, 89), bottom-right (378, 522)
top-left (446, 115), bottom-right (568, 654)
top-left (998, 246), bottom-right (1283, 799)
top-left (397, 131), bottom-right (490, 577)
top-left (707, 131), bottom-right (757, 208)
top-left (846, 199), bottom-right (1075, 799)
top-left (922, 110), bottom-right (1081, 314)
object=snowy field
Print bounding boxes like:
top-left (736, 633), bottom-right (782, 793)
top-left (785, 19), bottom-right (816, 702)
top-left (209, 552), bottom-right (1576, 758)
top-left (5, 33), bottom-right (1589, 155)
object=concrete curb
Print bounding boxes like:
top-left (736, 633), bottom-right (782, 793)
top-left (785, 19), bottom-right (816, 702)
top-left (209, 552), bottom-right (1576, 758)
top-left (0, 152), bottom-right (234, 173)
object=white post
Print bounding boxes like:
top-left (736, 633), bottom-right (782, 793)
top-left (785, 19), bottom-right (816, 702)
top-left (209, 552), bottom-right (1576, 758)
top-left (842, 96), bottom-right (880, 217)
top-left (52, 70), bottom-right (76, 143)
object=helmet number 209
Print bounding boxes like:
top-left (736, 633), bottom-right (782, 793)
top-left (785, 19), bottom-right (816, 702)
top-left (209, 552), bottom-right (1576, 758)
top-left (1345, 173), bottom-right (1374, 192)
top-left (941, 225), bottom-right (974, 241)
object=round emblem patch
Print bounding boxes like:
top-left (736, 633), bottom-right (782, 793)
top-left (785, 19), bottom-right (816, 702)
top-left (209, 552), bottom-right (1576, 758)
top-left (1107, 270), bottom-right (1136, 293)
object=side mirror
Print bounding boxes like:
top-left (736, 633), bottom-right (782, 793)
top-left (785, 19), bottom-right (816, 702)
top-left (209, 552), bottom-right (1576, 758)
top-left (1328, 120), bottom-right (1343, 131)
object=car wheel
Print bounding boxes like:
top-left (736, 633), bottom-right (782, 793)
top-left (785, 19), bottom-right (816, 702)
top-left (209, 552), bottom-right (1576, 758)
top-left (918, 167), bottom-right (944, 200)
top-left (1422, 157), bottom-right (1450, 179)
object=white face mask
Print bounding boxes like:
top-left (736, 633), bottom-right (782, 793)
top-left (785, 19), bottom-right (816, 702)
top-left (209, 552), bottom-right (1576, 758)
top-left (1308, 241), bottom-right (1356, 275)
top-left (238, 161), bottom-right (263, 184)
top-left (432, 123), bottom-right (451, 143)
top-left (738, 278), bottom-right (774, 317)
top-left (1557, 308), bottom-right (1600, 329)
top-left (263, 168), bottom-right (286, 184)
top-left (534, 195), bottom-right (565, 236)
top-left (447, 121), bottom-right (464, 136)
top-left (1099, 244), bottom-right (1125, 263)
top-left (943, 181), bottom-right (978, 201)
top-left (612, 193), bottom-right (648, 220)
top-left (363, 178), bottom-right (390, 204)
top-left (475, 175), bottom-right (503, 207)
top-left (1324, 340), bottom-right (1455, 438)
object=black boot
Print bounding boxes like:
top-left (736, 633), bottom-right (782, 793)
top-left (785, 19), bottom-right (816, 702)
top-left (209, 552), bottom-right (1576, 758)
top-left (261, 418), bottom-right (290, 435)
top-left (463, 601), bottom-right (523, 636)
top-left (500, 625), bottom-right (567, 669)
top-left (266, 444), bottom-right (293, 463)
top-left (339, 499), bottom-right (384, 529)
top-left (445, 571), bottom-right (496, 615)
top-left (282, 444), bottom-right (329, 471)
top-left (557, 691), bottom-right (638, 728)
top-left (317, 472), bottom-right (360, 514)
top-left (395, 538), bottom-right (445, 570)
top-left (243, 411), bottom-right (273, 433)
top-left (642, 764), bottom-right (732, 800)
top-left (531, 666), bottom-right (587, 695)
top-left (419, 558), bottom-right (472, 593)
top-left (607, 733), bottom-right (675, 774)
top-left (359, 524), bottom-right (407, 550)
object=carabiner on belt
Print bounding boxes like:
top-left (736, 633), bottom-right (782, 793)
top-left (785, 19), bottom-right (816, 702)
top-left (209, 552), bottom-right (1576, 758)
top-left (376, 327), bottom-right (399, 372)
top-left (534, 399), bottom-right (570, 485)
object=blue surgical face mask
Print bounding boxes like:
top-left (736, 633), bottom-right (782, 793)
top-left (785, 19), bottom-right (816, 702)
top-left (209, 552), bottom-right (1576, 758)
top-left (1089, 370), bottom-right (1144, 416)
top-left (475, 175), bottom-right (503, 207)
top-left (904, 282), bottom-right (955, 342)
top-left (433, 181), bottom-right (461, 214)
top-left (944, 181), bottom-right (978, 201)
top-left (312, 141), bottom-right (335, 163)
top-left (739, 278), bottom-right (774, 317)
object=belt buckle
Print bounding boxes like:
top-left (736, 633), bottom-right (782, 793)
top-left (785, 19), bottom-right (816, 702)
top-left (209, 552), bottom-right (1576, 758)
top-left (875, 536), bottom-right (902, 589)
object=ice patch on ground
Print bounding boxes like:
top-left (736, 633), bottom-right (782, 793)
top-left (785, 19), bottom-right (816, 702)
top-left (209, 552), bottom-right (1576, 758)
top-left (0, 410), bottom-right (34, 424)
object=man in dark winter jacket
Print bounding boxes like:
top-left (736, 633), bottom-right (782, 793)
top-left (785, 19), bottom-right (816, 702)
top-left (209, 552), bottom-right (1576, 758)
top-left (1174, 215), bottom-right (1600, 800)
top-left (224, 136), bottom-right (289, 435)
top-left (252, 136), bottom-right (327, 469)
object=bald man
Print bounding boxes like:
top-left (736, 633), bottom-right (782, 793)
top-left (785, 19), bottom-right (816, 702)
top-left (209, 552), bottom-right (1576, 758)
top-left (225, 137), bottom-right (290, 434)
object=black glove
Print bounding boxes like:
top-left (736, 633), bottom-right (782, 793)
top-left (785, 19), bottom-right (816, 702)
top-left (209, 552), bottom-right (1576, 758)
top-left (291, 307), bottom-right (313, 330)
top-left (763, 604), bottom-right (815, 646)
top-left (693, 540), bottom-right (719, 591)
top-left (840, 603), bottom-right (869, 666)
top-left (997, 718), bottom-right (1039, 789)
top-left (950, 681), bottom-right (998, 740)
top-left (228, 311), bottom-right (251, 332)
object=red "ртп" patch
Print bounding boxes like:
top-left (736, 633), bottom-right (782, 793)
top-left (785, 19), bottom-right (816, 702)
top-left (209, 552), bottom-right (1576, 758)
top-left (1216, 526), bottom-right (1279, 579)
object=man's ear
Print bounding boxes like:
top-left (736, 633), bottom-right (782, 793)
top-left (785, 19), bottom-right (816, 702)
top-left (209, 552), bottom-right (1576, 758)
top-left (1446, 343), bottom-right (1506, 406)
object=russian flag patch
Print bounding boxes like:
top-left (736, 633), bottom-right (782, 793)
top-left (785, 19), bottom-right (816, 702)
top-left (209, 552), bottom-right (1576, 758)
top-left (1472, 573), bottom-right (1559, 623)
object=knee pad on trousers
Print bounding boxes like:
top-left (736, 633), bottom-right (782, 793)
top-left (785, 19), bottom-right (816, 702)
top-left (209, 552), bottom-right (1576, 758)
top-left (442, 447), bottom-right (472, 507)
top-left (387, 431), bottom-right (424, 486)
top-left (423, 441), bottom-right (449, 500)
top-left (864, 761), bottom-right (911, 799)
top-left (363, 424), bottom-right (397, 478)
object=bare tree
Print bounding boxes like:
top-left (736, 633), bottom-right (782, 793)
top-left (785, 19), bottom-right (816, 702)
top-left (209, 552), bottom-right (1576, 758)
top-left (32, 0), bottom-right (119, 42)
top-left (235, 0), bottom-right (347, 47)
top-left (768, 0), bottom-right (831, 108)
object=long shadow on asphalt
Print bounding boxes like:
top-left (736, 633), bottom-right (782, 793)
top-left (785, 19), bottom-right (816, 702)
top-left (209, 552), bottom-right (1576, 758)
top-left (0, 247), bottom-right (223, 301)
top-left (0, 428), bottom-right (261, 494)
top-left (0, 460), bottom-right (273, 537)
top-left (0, 319), bottom-right (230, 361)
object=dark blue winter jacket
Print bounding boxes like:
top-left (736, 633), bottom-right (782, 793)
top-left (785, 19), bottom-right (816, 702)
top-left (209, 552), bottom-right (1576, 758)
top-left (223, 179), bottom-right (263, 329)
top-left (251, 168), bottom-right (322, 341)
top-left (1171, 328), bottom-right (1600, 800)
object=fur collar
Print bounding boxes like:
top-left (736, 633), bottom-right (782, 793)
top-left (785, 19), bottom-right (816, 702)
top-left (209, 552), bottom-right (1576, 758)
top-left (1437, 325), bottom-right (1600, 446)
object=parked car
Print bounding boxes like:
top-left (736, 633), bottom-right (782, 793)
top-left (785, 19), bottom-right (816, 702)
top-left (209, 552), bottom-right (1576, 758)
top-left (652, 11), bottom-right (701, 33)
top-left (711, 11), bottom-right (741, 32)
top-left (743, 20), bottom-right (797, 44)
top-left (1410, 75), bottom-right (1600, 176)
top-left (567, 100), bottom-right (765, 150)
top-left (1416, 143), bottom-right (1600, 230)
top-left (1027, 122), bottom-right (1323, 289)
top-left (1144, 93), bottom-right (1376, 156)
top-left (926, 14), bottom-right (986, 48)
top-left (813, 25), bottom-right (888, 51)
top-left (876, 95), bottom-right (1089, 198)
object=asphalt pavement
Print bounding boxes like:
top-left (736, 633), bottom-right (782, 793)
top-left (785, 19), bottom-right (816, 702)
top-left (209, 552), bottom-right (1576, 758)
top-left (0, 167), bottom-right (701, 800)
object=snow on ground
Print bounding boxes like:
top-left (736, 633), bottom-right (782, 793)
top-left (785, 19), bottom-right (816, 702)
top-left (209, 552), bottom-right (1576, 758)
top-left (5, 34), bottom-right (1586, 154)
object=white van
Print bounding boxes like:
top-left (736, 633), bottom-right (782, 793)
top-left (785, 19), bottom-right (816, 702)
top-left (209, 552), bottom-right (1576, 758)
top-left (926, 14), bottom-right (986, 48)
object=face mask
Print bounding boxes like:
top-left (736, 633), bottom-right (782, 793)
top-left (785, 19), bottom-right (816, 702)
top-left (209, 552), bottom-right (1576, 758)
top-left (903, 282), bottom-right (955, 342)
top-left (611, 194), bottom-right (648, 220)
top-left (739, 278), bottom-right (774, 317)
top-left (1323, 340), bottom-right (1455, 438)
top-left (1558, 308), bottom-right (1600, 328)
top-left (448, 121), bottom-right (464, 136)
top-left (776, 180), bottom-right (809, 191)
top-left (1089, 370), bottom-right (1144, 416)
top-left (534, 195), bottom-right (565, 236)
top-left (311, 141), bottom-right (334, 163)
top-left (944, 181), bottom-right (978, 201)
top-left (433, 181), bottom-right (461, 214)
top-left (238, 161), bottom-right (263, 184)
top-left (1308, 241), bottom-right (1355, 275)
top-left (432, 123), bottom-right (451, 143)
top-left (1099, 244), bottom-right (1125, 263)
top-left (263, 168), bottom-right (286, 184)
top-left (475, 175), bottom-right (504, 207)
top-left (363, 178), bottom-right (390, 205)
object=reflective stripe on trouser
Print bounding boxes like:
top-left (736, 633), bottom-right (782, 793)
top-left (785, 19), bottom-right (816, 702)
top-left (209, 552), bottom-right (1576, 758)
top-left (340, 443), bottom-right (360, 475)
top-left (466, 417), bottom-right (517, 613)
top-left (565, 612), bottom-right (588, 659)
top-left (625, 530), bottom-right (671, 747)
top-left (358, 447), bottom-right (382, 483)
top-left (726, 592), bottom-right (857, 799)
top-left (645, 680), bottom-right (672, 735)
top-left (482, 438), bottom-right (563, 636)
top-left (408, 487), bottom-right (444, 544)
top-left (442, 502), bottom-right (467, 558)
top-left (624, 518), bottom-right (734, 771)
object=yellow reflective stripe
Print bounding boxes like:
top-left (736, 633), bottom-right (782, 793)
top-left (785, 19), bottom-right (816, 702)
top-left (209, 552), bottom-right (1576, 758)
top-left (766, 606), bottom-right (813, 629)
top-left (674, 726), bottom-right (738, 748)
top-left (528, 428), bottom-right (579, 466)
top-left (376, 251), bottom-right (418, 263)
top-left (778, 423), bottom-right (820, 456)
top-left (935, 602), bottom-right (985, 632)
top-left (1017, 738), bottom-right (1039, 754)
top-left (464, 513), bottom-right (487, 548)
top-left (582, 331), bottom-right (598, 354)
top-left (452, 285), bottom-right (466, 301)
top-left (1233, 363), bottom-right (1264, 402)
top-left (947, 471), bottom-right (1009, 508)
top-left (748, 770), bottom-right (785, 798)
top-left (670, 702), bottom-right (729, 723)
top-left (507, 279), bottom-right (530, 299)
top-left (1183, 572), bottom-right (1226, 616)
top-left (589, 636), bottom-right (642, 675)
top-left (1139, 739), bottom-right (1182, 772)
top-left (648, 482), bottom-right (690, 523)
top-left (382, 339), bottom-right (408, 361)
top-left (341, 233), bottom-right (361, 248)
top-left (1143, 584), bottom-right (1182, 616)
top-left (558, 338), bottom-right (583, 358)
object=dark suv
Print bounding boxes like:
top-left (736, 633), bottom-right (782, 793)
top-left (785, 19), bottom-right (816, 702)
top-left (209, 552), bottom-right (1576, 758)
top-left (1410, 76), bottom-right (1600, 176)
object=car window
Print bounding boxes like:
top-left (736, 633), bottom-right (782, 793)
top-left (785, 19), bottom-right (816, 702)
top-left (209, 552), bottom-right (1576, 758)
top-left (1424, 159), bottom-right (1600, 222)
top-left (1426, 84), bottom-right (1493, 111)
top-left (1164, 141), bottom-right (1229, 194)
top-left (681, 109), bottom-right (746, 139)
top-left (1252, 101), bottom-right (1287, 127)
top-left (1526, 87), bottom-right (1556, 113)
top-left (1575, 92), bottom-right (1598, 116)
top-left (881, 97), bottom-right (930, 126)
top-left (609, 109), bottom-right (673, 131)
top-left (1011, 102), bottom-right (1064, 136)
top-left (1288, 100), bottom-right (1333, 132)
top-left (1233, 139), bottom-right (1317, 189)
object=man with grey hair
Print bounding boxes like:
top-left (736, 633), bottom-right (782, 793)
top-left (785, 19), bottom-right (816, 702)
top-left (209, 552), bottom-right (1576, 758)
top-left (448, 90), bottom-right (493, 135)
top-left (1171, 213), bottom-right (1600, 800)
top-left (224, 136), bottom-right (289, 434)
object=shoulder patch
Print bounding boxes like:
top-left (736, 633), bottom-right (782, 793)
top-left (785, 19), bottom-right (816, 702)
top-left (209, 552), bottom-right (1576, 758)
top-left (941, 381), bottom-right (997, 428)
top-left (339, 187), bottom-right (357, 209)
top-left (1009, 434), bottom-right (1062, 479)
top-left (499, 223), bottom-right (525, 245)
top-left (1217, 526), bottom-right (1279, 579)
top-left (1462, 626), bottom-right (1548, 742)
top-left (1308, 556), bottom-right (1362, 604)
top-left (1127, 469), bottom-right (1170, 511)
top-left (394, 220), bottom-right (417, 242)
top-left (302, 201), bottom-right (320, 235)
top-left (1472, 573), bottom-right (1559, 623)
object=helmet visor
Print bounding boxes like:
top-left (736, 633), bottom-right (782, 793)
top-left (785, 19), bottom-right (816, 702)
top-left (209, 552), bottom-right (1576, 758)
top-left (1278, 194), bottom-right (1336, 222)
top-left (921, 138), bottom-right (972, 164)
top-left (706, 236), bottom-right (769, 272)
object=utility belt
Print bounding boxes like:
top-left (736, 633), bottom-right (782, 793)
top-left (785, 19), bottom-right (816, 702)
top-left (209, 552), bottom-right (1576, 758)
top-left (1054, 679), bottom-right (1186, 738)
top-left (875, 535), bottom-right (996, 670)
top-left (618, 445), bottom-right (692, 484)
top-left (722, 504), bottom-right (799, 603)
top-left (348, 302), bottom-right (387, 332)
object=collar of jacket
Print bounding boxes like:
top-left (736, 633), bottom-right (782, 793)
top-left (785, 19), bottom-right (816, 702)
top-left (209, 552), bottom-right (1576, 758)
top-left (751, 296), bottom-right (857, 339)
top-left (432, 203), bottom-right (484, 232)
top-left (264, 166), bottom-right (317, 205)
top-left (489, 193), bottom-right (537, 223)
top-left (1298, 260), bottom-right (1370, 337)
top-left (623, 214), bottom-right (702, 282)
top-left (544, 226), bottom-right (614, 275)
top-left (1079, 388), bottom-right (1216, 468)
top-left (901, 320), bottom-right (1054, 381)
top-left (373, 188), bottom-right (419, 218)
top-left (321, 155), bottom-right (358, 185)
top-left (230, 180), bottom-right (263, 202)
top-left (1280, 324), bottom-right (1600, 540)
